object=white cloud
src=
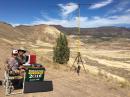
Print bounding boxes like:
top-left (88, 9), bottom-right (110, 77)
top-left (32, 17), bottom-right (76, 27)
top-left (89, 0), bottom-right (113, 9)
top-left (58, 2), bottom-right (78, 17)
top-left (11, 23), bottom-right (20, 27)
top-left (11, 1), bottom-right (130, 28)
top-left (86, 15), bottom-right (130, 27)
top-left (31, 14), bottom-right (130, 28)
top-left (126, 9), bottom-right (130, 13)
top-left (11, 23), bottom-right (33, 27)
top-left (106, 1), bottom-right (130, 15)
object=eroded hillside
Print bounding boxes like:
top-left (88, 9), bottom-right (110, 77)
top-left (0, 22), bottom-right (130, 97)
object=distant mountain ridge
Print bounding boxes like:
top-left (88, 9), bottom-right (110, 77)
top-left (51, 25), bottom-right (130, 38)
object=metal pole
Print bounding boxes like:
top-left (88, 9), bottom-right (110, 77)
top-left (77, 4), bottom-right (80, 53)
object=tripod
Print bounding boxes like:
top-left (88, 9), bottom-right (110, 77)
top-left (70, 52), bottom-right (87, 74)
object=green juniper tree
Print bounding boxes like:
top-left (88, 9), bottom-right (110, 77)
top-left (53, 33), bottom-right (70, 64)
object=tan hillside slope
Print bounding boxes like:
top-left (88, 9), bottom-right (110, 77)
top-left (0, 22), bottom-right (61, 45)
top-left (15, 24), bottom-right (61, 43)
top-left (0, 22), bottom-right (23, 40)
top-left (30, 24), bottom-right (60, 43)
top-left (0, 22), bottom-right (24, 45)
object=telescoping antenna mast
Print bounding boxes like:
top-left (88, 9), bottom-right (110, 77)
top-left (70, 3), bottom-right (92, 74)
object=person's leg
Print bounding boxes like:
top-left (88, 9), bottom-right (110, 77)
top-left (18, 79), bottom-right (23, 88)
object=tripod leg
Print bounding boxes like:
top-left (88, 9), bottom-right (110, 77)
top-left (70, 56), bottom-right (78, 71)
top-left (77, 65), bottom-right (81, 76)
top-left (79, 56), bottom-right (87, 73)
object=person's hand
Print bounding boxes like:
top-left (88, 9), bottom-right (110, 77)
top-left (19, 66), bottom-right (25, 69)
top-left (15, 70), bottom-right (20, 74)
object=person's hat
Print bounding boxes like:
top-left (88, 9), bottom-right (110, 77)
top-left (18, 47), bottom-right (26, 53)
top-left (12, 49), bottom-right (18, 54)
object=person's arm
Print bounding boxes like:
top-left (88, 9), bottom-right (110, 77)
top-left (7, 58), bottom-right (17, 70)
top-left (5, 58), bottom-right (10, 71)
top-left (22, 55), bottom-right (27, 64)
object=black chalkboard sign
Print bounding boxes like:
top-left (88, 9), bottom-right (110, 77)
top-left (25, 68), bottom-right (45, 82)
top-left (23, 67), bottom-right (53, 93)
top-left (23, 81), bottom-right (53, 93)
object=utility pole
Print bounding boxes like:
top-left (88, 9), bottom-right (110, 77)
top-left (70, 3), bottom-right (92, 74)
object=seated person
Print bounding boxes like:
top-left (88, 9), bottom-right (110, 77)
top-left (16, 47), bottom-right (27, 69)
top-left (6, 50), bottom-right (19, 75)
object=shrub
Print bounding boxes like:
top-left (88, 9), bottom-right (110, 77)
top-left (53, 33), bottom-right (70, 64)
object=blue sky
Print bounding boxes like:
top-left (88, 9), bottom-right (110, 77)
top-left (0, 0), bottom-right (130, 28)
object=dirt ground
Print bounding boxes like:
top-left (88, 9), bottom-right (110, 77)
top-left (0, 37), bottom-right (130, 97)
top-left (0, 67), bottom-right (130, 97)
